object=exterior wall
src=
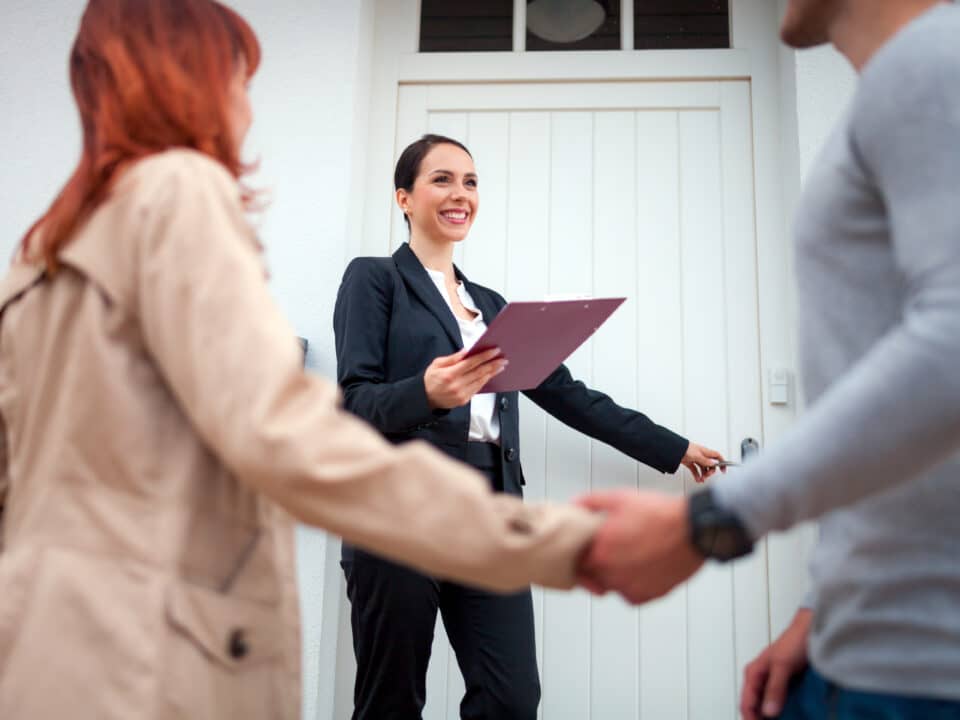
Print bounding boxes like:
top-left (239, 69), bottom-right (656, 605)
top-left (0, 2), bottom-right (85, 263)
top-left (795, 45), bottom-right (858, 179)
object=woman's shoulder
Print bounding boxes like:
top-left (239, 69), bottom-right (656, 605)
top-left (119, 149), bottom-right (239, 208)
top-left (132, 147), bottom-right (233, 181)
top-left (341, 255), bottom-right (397, 286)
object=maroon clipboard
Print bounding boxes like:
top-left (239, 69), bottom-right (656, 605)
top-left (464, 297), bottom-right (626, 393)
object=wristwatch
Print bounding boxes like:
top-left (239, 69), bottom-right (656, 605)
top-left (688, 487), bottom-right (754, 562)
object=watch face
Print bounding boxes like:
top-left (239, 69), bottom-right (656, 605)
top-left (690, 492), bottom-right (753, 562)
top-left (691, 510), bottom-right (718, 558)
top-left (712, 527), bottom-right (743, 561)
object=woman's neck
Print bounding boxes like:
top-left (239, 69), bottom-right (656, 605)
top-left (409, 234), bottom-right (456, 283)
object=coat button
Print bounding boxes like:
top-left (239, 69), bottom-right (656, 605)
top-left (499, 397), bottom-right (509, 411)
top-left (504, 447), bottom-right (518, 462)
top-left (228, 628), bottom-right (249, 660)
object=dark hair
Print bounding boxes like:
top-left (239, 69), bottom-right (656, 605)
top-left (394, 134), bottom-right (472, 230)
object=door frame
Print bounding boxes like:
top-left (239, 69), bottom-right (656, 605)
top-left (324, 0), bottom-right (811, 716)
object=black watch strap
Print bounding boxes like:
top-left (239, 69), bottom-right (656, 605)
top-left (688, 487), bottom-right (754, 562)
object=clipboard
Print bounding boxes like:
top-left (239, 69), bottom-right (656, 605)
top-left (464, 297), bottom-right (626, 393)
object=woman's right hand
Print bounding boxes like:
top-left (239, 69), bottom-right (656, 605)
top-left (424, 348), bottom-right (507, 409)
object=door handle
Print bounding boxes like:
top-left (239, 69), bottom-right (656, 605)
top-left (741, 437), bottom-right (760, 461)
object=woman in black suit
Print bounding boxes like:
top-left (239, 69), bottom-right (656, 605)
top-left (333, 134), bottom-right (724, 720)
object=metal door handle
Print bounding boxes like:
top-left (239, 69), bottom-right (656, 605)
top-left (741, 437), bottom-right (760, 461)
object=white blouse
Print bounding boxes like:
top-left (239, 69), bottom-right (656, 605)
top-left (425, 268), bottom-right (501, 444)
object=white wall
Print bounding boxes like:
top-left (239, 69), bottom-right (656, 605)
top-left (794, 45), bottom-right (858, 180)
top-left (0, 3), bottom-right (375, 718)
top-left (0, 1), bottom-right (84, 262)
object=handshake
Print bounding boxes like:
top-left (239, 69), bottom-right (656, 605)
top-left (572, 441), bottom-right (731, 604)
top-left (574, 488), bottom-right (707, 603)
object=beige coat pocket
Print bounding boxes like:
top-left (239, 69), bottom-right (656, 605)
top-left (161, 582), bottom-right (286, 719)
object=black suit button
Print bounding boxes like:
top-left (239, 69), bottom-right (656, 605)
top-left (499, 397), bottom-right (509, 411)
top-left (504, 447), bottom-right (518, 462)
top-left (228, 628), bottom-right (249, 660)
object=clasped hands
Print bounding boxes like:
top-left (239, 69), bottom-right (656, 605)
top-left (575, 442), bottom-right (724, 604)
top-left (573, 470), bottom-right (812, 720)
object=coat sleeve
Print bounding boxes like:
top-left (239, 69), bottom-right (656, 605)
top-left (132, 152), bottom-right (598, 592)
top-left (524, 364), bottom-right (689, 474)
top-left (0, 413), bottom-right (7, 553)
top-left (333, 259), bottom-right (446, 434)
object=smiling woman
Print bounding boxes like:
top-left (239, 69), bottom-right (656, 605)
top-left (332, 133), bottom-right (724, 719)
top-left (394, 134), bottom-right (478, 241)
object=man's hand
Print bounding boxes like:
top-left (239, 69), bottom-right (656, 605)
top-left (682, 442), bottom-right (726, 482)
top-left (740, 608), bottom-right (812, 720)
top-left (575, 490), bottom-right (704, 603)
top-left (423, 348), bottom-right (506, 409)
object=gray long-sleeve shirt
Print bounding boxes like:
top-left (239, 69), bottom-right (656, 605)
top-left (714, 3), bottom-right (960, 700)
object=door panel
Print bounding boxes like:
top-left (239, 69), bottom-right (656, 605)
top-left (387, 80), bottom-right (768, 720)
top-left (541, 110), bottom-right (594, 720)
top-left (589, 110), bottom-right (641, 719)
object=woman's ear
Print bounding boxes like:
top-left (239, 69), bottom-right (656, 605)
top-left (396, 188), bottom-right (410, 217)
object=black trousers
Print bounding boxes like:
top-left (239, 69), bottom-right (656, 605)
top-left (341, 443), bottom-right (540, 720)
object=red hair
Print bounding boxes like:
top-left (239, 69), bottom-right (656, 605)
top-left (21, 0), bottom-right (261, 270)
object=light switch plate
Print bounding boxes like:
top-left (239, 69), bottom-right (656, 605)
top-left (769, 368), bottom-right (790, 405)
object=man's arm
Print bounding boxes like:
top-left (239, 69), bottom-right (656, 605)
top-left (740, 608), bottom-right (812, 720)
top-left (576, 42), bottom-right (960, 604)
top-left (712, 48), bottom-right (960, 539)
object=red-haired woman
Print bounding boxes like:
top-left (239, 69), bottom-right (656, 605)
top-left (0, 2), bottom-right (598, 719)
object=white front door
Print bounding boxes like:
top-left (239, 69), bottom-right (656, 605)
top-left (373, 79), bottom-right (767, 720)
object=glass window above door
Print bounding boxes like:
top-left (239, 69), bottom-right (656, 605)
top-left (419, 0), bottom-right (513, 52)
top-left (526, 0), bottom-right (621, 51)
top-left (419, 0), bottom-right (730, 53)
top-left (634, 0), bottom-right (730, 50)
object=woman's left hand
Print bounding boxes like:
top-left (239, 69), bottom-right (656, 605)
top-left (681, 442), bottom-right (725, 483)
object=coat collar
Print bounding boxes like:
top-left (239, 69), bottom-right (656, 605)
top-left (393, 243), bottom-right (463, 349)
top-left (0, 261), bottom-right (46, 315)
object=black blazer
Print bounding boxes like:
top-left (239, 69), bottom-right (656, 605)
top-left (333, 243), bottom-right (688, 501)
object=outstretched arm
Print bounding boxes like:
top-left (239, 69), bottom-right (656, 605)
top-left (525, 364), bottom-right (722, 479)
top-left (135, 153), bottom-right (599, 592)
top-left (712, 53), bottom-right (960, 539)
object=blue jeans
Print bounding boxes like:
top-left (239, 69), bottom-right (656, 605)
top-left (779, 667), bottom-right (960, 720)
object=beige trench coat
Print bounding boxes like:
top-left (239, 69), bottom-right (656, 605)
top-left (0, 150), bottom-right (598, 719)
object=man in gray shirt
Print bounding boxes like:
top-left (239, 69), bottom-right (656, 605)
top-left (577, 0), bottom-right (960, 718)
